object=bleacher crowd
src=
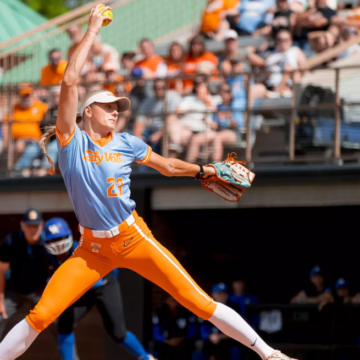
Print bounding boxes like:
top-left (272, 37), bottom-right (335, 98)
top-left (1, 0), bottom-right (360, 176)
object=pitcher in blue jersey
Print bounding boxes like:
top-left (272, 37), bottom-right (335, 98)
top-left (0, 5), bottom-right (295, 360)
top-left (44, 217), bottom-right (154, 360)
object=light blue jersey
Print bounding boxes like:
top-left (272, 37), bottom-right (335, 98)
top-left (56, 125), bottom-right (152, 230)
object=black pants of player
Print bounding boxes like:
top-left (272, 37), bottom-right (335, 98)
top-left (58, 273), bottom-right (127, 343)
top-left (0, 289), bottom-right (43, 339)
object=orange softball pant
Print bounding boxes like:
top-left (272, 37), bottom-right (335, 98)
top-left (26, 211), bottom-right (216, 332)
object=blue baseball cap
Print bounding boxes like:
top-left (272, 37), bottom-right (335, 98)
top-left (310, 266), bottom-right (323, 277)
top-left (336, 278), bottom-right (349, 289)
top-left (23, 209), bottom-right (42, 225)
top-left (44, 218), bottom-right (73, 255)
top-left (131, 66), bottom-right (143, 78)
top-left (212, 283), bottom-right (228, 293)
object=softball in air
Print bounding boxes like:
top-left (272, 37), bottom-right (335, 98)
top-left (98, 6), bottom-right (113, 27)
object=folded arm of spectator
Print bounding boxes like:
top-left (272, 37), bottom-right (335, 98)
top-left (220, 6), bottom-right (240, 19)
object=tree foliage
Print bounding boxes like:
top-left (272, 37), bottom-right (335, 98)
top-left (21, 0), bottom-right (90, 19)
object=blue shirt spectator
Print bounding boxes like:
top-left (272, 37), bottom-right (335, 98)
top-left (236, 0), bottom-right (275, 35)
top-left (228, 280), bottom-right (258, 317)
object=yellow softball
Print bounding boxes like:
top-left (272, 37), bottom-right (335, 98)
top-left (98, 6), bottom-right (113, 27)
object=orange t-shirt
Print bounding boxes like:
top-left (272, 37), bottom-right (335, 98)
top-left (135, 55), bottom-right (164, 73)
top-left (103, 75), bottom-right (132, 93)
top-left (201, 0), bottom-right (239, 33)
top-left (183, 52), bottom-right (219, 88)
top-left (39, 60), bottom-right (68, 86)
top-left (164, 58), bottom-right (183, 89)
top-left (4, 100), bottom-right (48, 140)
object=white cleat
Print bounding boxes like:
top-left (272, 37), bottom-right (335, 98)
top-left (147, 355), bottom-right (157, 360)
top-left (265, 350), bottom-right (298, 360)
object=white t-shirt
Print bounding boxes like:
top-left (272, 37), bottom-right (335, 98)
top-left (177, 95), bottom-right (220, 133)
top-left (266, 46), bottom-right (299, 87)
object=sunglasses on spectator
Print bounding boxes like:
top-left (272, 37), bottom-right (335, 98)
top-left (345, 29), bottom-right (357, 35)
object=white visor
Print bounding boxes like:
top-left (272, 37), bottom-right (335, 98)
top-left (45, 236), bottom-right (73, 255)
top-left (80, 91), bottom-right (131, 116)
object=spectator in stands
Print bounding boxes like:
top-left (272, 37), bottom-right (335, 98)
top-left (39, 49), bottom-right (68, 86)
top-left (199, 0), bottom-right (240, 40)
top-left (338, 27), bottom-right (360, 59)
top-left (291, 266), bottom-right (334, 306)
top-left (150, 296), bottom-right (197, 360)
top-left (120, 51), bottom-right (136, 76)
top-left (255, 0), bottom-right (297, 37)
top-left (233, 0), bottom-right (275, 36)
top-left (113, 83), bottom-right (132, 133)
top-left (133, 38), bottom-right (167, 79)
top-left (0, 209), bottom-right (48, 338)
top-left (67, 25), bottom-right (83, 61)
top-left (133, 79), bottom-right (181, 153)
top-left (89, 36), bottom-right (120, 73)
top-left (165, 42), bottom-right (186, 94)
top-left (294, 0), bottom-right (339, 52)
top-left (265, 29), bottom-right (306, 96)
top-left (183, 35), bottom-right (219, 94)
top-left (168, 75), bottom-right (219, 158)
top-left (185, 83), bottom-right (242, 163)
top-left (198, 283), bottom-right (241, 360)
top-left (229, 279), bottom-right (258, 317)
top-left (2, 84), bottom-right (48, 176)
top-left (333, 278), bottom-right (352, 304)
top-left (218, 30), bottom-right (265, 75)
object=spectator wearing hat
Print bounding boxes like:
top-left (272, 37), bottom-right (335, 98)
top-left (2, 84), bottom-right (48, 175)
top-left (183, 35), bottom-right (219, 94)
top-left (197, 283), bottom-right (242, 360)
top-left (333, 278), bottom-right (352, 304)
top-left (133, 79), bottom-right (181, 153)
top-left (40, 49), bottom-right (68, 86)
top-left (291, 266), bottom-right (334, 305)
top-left (219, 30), bottom-right (265, 75)
top-left (0, 209), bottom-right (48, 338)
top-left (199, 0), bottom-right (240, 40)
top-left (133, 39), bottom-right (167, 80)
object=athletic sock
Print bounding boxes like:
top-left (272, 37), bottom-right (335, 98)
top-left (121, 331), bottom-right (149, 359)
top-left (209, 302), bottom-right (274, 360)
top-left (58, 333), bottom-right (76, 360)
top-left (0, 319), bottom-right (39, 360)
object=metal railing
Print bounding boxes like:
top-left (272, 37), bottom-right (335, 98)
top-left (1, 66), bottom-right (360, 177)
top-left (245, 303), bottom-right (360, 359)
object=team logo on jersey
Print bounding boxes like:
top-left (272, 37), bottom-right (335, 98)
top-left (91, 242), bottom-right (101, 253)
top-left (82, 150), bottom-right (123, 166)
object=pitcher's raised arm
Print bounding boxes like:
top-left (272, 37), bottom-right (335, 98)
top-left (57, 4), bottom-right (113, 141)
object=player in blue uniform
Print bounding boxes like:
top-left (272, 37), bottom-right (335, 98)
top-left (0, 5), bottom-right (295, 360)
top-left (44, 217), bottom-right (154, 360)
